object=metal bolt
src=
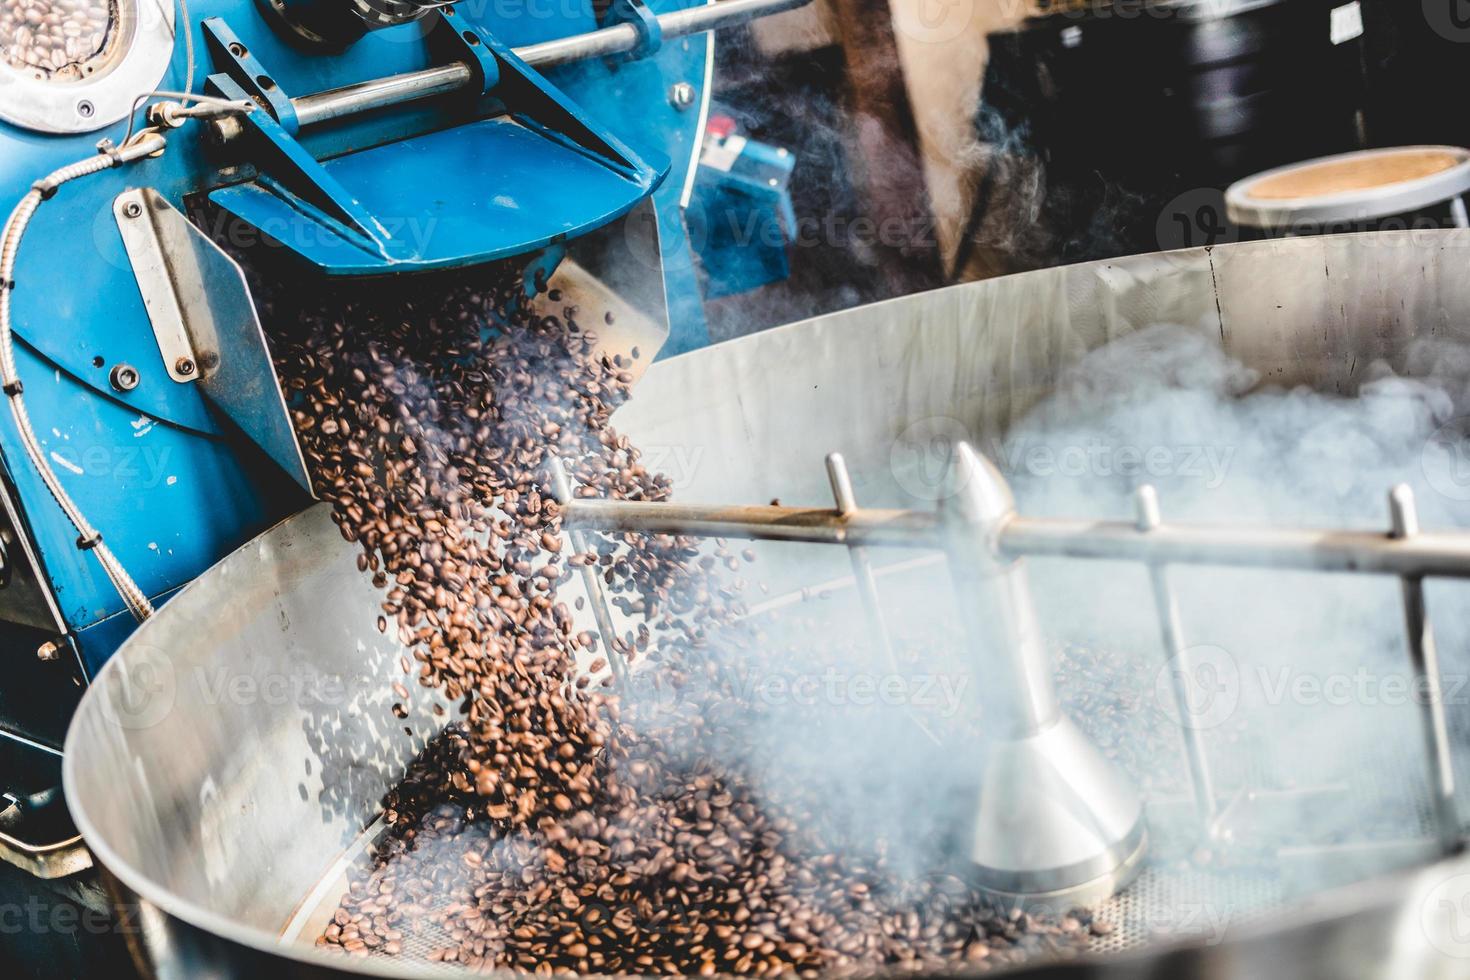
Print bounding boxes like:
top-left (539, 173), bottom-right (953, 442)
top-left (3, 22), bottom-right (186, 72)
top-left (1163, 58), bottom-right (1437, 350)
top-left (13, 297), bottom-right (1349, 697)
top-left (208, 116), bottom-right (245, 146)
top-left (76, 100), bottom-right (94, 118)
top-left (669, 82), bottom-right (696, 111)
top-left (109, 363), bottom-right (140, 391)
top-left (122, 200), bottom-right (142, 219)
top-left (175, 357), bottom-right (196, 377)
top-left (37, 640), bottom-right (61, 662)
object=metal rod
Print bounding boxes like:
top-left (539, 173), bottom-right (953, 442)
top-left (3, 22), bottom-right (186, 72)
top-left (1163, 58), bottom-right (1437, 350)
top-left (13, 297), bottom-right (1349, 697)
top-left (1388, 484), bottom-right (1460, 854)
top-left (293, 63), bottom-right (473, 129)
top-left (562, 498), bottom-right (1470, 582)
top-left (999, 517), bottom-right (1470, 580)
top-left (826, 452), bottom-right (858, 516)
top-left (825, 453), bottom-right (941, 746)
top-left (275, 0), bottom-right (809, 133)
top-left (516, 0), bottom-right (810, 68)
top-left (1135, 485), bottom-right (1218, 828)
top-left (563, 499), bottom-right (944, 548)
top-left (551, 459), bottom-right (629, 692)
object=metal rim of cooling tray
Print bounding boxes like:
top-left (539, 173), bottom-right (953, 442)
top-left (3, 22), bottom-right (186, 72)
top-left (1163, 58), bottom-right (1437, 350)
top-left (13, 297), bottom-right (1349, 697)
top-left (0, 0), bottom-right (176, 134)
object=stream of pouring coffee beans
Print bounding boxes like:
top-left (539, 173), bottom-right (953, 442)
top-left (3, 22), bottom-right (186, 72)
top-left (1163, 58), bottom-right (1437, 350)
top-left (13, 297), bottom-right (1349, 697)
top-left (268, 265), bottom-right (1096, 974)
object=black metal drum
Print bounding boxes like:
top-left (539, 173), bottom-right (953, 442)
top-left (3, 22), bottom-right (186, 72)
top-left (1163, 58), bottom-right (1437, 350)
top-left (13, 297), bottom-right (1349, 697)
top-left (968, 0), bottom-right (1375, 269)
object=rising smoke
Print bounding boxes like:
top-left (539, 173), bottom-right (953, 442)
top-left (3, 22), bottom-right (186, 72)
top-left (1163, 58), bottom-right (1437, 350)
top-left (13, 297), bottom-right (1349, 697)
top-left (642, 320), bottom-right (1470, 944)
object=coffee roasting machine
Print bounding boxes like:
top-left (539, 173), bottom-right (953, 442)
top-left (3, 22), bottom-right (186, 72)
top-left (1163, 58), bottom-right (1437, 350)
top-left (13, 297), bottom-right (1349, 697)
top-left (60, 231), bottom-right (1470, 979)
top-left (10, 0), bottom-right (1470, 976)
top-left (0, 0), bottom-right (808, 885)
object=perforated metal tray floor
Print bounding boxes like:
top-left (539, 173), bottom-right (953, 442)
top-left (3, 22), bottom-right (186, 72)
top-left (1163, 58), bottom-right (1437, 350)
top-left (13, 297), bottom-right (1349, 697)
top-left (283, 779), bottom-right (1446, 973)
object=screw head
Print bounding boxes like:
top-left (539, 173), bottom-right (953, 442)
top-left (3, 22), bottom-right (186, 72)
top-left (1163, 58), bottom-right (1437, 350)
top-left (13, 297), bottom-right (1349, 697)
top-left (37, 640), bottom-right (61, 662)
top-left (109, 363), bottom-right (140, 392)
top-left (175, 357), bottom-right (196, 377)
top-left (122, 200), bottom-right (142, 219)
top-left (76, 100), bottom-right (94, 119)
top-left (669, 82), bottom-right (696, 110)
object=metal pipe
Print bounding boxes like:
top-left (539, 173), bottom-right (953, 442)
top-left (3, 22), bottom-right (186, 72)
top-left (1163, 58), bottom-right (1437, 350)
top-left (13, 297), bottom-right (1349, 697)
top-left (1388, 484), bottom-right (1460, 854)
top-left (265, 0), bottom-right (810, 135)
top-left (941, 443), bottom-right (1059, 737)
top-left (824, 453), bottom-right (941, 746)
top-left (825, 455), bottom-right (896, 652)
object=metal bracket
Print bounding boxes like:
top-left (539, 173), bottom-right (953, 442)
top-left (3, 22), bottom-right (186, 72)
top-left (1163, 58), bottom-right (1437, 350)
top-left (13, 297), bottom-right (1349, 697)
top-left (113, 188), bottom-right (313, 496)
top-left (431, 8), bottom-right (502, 96)
top-left (205, 73), bottom-right (385, 245)
top-left (0, 822), bottom-right (91, 879)
top-left (114, 191), bottom-right (200, 386)
top-left (202, 18), bottom-right (300, 133)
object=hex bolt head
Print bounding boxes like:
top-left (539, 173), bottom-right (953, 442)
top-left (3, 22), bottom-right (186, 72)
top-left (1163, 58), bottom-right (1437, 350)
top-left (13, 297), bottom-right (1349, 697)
top-left (37, 640), bottom-right (61, 662)
top-left (175, 357), bottom-right (196, 377)
top-left (669, 82), bottom-right (696, 110)
top-left (109, 363), bottom-right (140, 391)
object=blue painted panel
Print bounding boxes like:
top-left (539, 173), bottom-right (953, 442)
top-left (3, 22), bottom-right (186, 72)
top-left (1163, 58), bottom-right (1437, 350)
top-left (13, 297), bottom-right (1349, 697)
top-left (0, 338), bottom-right (298, 627)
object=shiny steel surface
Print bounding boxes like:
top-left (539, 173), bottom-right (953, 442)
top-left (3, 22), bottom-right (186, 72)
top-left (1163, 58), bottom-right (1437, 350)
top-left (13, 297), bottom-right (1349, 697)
top-left (65, 230), bottom-right (1470, 978)
top-left (943, 446), bottom-right (1144, 907)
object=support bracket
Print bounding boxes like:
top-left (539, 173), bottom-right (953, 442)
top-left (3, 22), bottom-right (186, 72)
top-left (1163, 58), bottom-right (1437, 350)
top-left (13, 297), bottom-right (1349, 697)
top-left (113, 188), bottom-right (313, 496)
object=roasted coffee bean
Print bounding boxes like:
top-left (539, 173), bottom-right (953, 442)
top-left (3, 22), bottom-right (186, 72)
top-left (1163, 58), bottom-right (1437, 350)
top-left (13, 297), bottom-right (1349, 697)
top-left (1, 0), bottom-right (112, 75)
